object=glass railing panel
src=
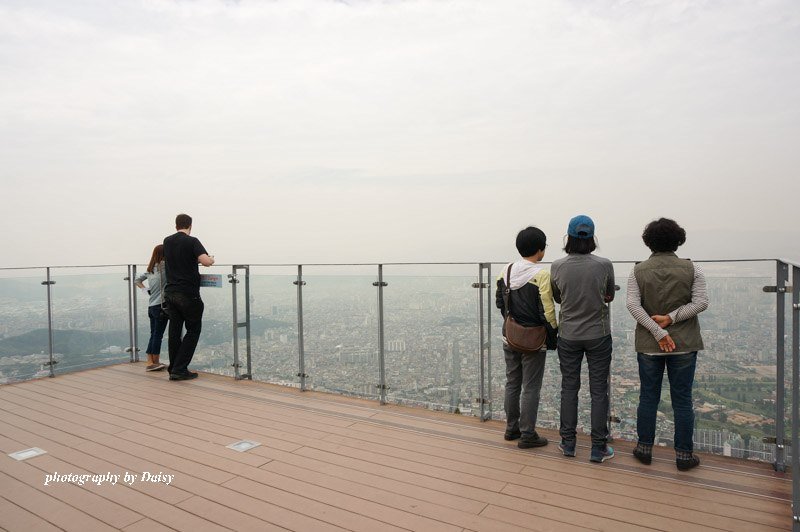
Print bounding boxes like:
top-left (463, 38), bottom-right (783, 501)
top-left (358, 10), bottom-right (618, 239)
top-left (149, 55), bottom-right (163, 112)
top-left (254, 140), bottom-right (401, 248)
top-left (186, 265), bottom-right (234, 377)
top-left (248, 266), bottom-right (299, 386)
top-left (301, 265), bottom-right (379, 399)
top-left (48, 266), bottom-right (131, 374)
top-left (133, 263), bottom-right (151, 365)
top-left (0, 268), bottom-right (49, 383)
top-left (383, 264), bottom-right (479, 415)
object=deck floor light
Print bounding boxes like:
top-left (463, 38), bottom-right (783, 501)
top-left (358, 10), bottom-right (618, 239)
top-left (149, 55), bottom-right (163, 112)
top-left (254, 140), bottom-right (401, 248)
top-left (9, 447), bottom-right (47, 461)
top-left (226, 440), bottom-right (261, 452)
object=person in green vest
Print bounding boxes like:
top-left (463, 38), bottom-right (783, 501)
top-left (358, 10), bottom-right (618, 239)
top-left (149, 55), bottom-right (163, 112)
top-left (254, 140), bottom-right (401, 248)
top-left (626, 218), bottom-right (709, 471)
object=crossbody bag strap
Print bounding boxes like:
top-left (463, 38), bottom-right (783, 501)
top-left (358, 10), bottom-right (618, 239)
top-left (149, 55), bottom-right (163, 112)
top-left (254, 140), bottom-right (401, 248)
top-left (159, 262), bottom-right (166, 309)
top-left (503, 263), bottom-right (513, 317)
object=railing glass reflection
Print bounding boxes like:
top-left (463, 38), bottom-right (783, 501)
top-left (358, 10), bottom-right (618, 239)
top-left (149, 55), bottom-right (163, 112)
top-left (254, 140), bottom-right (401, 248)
top-left (383, 264), bottom-right (480, 414)
top-left (247, 266), bottom-right (299, 386)
top-left (301, 266), bottom-right (379, 399)
top-left (0, 268), bottom-right (48, 383)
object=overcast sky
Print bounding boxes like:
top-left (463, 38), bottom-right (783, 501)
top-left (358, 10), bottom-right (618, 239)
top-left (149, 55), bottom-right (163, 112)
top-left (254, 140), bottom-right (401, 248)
top-left (1, 0), bottom-right (798, 268)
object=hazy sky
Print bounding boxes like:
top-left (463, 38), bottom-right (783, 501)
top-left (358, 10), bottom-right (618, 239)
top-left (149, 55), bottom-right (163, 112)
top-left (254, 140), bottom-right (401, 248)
top-left (1, 0), bottom-right (798, 268)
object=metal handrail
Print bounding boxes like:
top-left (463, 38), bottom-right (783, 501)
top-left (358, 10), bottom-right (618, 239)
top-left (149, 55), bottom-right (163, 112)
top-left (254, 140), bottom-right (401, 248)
top-left (0, 257), bottom-right (788, 270)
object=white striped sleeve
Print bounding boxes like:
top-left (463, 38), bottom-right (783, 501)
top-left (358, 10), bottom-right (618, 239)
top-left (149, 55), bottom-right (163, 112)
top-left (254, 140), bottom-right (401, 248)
top-left (668, 264), bottom-right (709, 323)
top-left (625, 270), bottom-right (668, 341)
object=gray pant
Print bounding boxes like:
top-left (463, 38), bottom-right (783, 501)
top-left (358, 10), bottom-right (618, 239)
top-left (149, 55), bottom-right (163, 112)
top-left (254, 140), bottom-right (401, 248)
top-left (504, 347), bottom-right (547, 437)
top-left (557, 335), bottom-right (612, 448)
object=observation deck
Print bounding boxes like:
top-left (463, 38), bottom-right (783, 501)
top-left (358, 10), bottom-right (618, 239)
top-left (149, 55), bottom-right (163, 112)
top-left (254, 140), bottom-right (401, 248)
top-left (0, 363), bottom-right (791, 531)
top-left (1, 258), bottom-right (799, 530)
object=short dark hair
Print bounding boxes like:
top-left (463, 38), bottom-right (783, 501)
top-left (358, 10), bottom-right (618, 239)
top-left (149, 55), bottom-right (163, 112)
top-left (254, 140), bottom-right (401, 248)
top-left (564, 235), bottom-right (597, 255)
top-left (516, 226), bottom-right (547, 257)
top-left (642, 218), bottom-right (686, 252)
top-left (175, 213), bottom-right (192, 230)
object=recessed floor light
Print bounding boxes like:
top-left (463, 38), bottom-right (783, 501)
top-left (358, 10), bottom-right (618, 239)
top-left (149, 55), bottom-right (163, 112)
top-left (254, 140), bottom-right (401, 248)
top-left (226, 440), bottom-right (261, 452)
top-left (9, 448), bottom-right (47, 461)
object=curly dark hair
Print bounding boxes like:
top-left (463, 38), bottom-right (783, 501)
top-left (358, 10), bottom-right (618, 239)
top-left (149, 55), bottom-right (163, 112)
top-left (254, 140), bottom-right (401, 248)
top-left (642, 218), bottom-right (686, 252)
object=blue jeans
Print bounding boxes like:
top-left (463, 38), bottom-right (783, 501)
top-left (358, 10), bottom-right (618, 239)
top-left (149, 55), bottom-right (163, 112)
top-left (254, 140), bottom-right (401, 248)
top-left (637, 352), bottom-right (697, 452)
top-left (504, 347), bottom-right (547, 437)
top-left (146, 305), bottom-right (169, 355)
top-left (558, 335), bottom-right (612, 449)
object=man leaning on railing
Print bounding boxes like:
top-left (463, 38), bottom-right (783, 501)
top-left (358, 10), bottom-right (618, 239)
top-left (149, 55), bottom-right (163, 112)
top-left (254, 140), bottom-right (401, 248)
top-left (162, 213), bottom-right (215, 381)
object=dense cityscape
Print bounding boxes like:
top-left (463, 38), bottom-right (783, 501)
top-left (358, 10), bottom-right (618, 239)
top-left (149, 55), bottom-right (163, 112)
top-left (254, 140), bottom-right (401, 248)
top-left (0, 262), bottom-right (790, 461)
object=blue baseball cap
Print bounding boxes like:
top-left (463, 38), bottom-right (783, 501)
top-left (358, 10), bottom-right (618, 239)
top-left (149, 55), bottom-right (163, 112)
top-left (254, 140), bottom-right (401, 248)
top-left (567, 215), bottom-right (595, 239)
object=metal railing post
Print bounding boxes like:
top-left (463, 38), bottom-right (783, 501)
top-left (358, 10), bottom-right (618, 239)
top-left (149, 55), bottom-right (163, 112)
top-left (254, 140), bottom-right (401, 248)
top-left (125, 265), bottom-right (135, 363)
top-left (229, 268), bottom-right (241, 380)
top-left (42, 267), bottom-right (56, 377)
top-left (374, 264), bottom-right (388, 405)
top-left (607, 284), bottom-right (621, 440)
top-left (243, 265), bottom-right (252, 379)
top-left (294, 265), bottom-right (307, 391)
top-left (775, 260), bottom-right (789, 471)
top-left (475, 263), bottom-right (488, 421)
top-left (131, 264), bottom-right (139, 362)
top-left (791, 264), bottom-right (799, 532)
top-left (486, 263), bottom-right (492, 419)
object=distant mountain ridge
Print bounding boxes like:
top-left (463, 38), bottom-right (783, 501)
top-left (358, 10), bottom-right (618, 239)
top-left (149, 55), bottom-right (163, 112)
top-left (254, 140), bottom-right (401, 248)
top-left (0, 329), bottom-right (129, 357)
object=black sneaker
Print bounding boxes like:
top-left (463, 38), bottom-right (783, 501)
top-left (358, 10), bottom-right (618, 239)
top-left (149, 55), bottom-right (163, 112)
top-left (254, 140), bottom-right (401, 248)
top-left (633, 447), bottom-right (652, 465)
top-left (676, 455), bottom-right (700, 471)
top-left (504, 430), bottom-right (521, 441)
top-left (518, 432), bottom-right (548, 449)
top-left (169, 372), bottom-right (198, 381)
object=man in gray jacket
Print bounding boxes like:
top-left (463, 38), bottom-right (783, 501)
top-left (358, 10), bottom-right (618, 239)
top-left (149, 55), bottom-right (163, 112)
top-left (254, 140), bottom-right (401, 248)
top-left (551, 215), bottom-right (616, 463)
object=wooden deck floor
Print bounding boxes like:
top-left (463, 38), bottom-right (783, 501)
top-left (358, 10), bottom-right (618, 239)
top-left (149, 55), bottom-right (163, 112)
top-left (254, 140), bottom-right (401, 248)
top-left (0, 363), bottom-right (792, 531)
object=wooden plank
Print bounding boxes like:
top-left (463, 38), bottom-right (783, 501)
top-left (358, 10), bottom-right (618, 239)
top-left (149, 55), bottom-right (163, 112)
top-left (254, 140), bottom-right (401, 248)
top-left (0, 399), bottom-right (238, 486)
top-left (108, 364), bottom-right (381, 420)
top-left (0, 496), bottom-right (62, 532)
top-left (479, 505), bottom-right (629, 532)
top-left (0, 416), bottom-right (193, 506)
top-left (64, 366), bottom-right (792, 508)
top-left (222, 475), bottom-right (436, 532)
top-left (319, 432), bottom-right (788, 530)
top-left (288, 446), bottom-right (647, 531)
top-left (29, 374), bottom-right (588, 528)
top-left (0, 455), bottom-right (143, 529)
top-left (122, 519), bottom-right (174, 532)
top-left (65, 366), bottom-right (792, 504)
top-left (64, 371), bottom-right (360, 429)
top-left (261, 457), bottom-right (628, 532)
top-left (0, 413), bottom-right (336, 532)
top-left (48, 368), bottom-right (788, 520)
top-left (1, 364), bottom-right (791, 532)
top-left (0, 471), bottom-right (117, 532)
top-left (18, 404), bottom-right (408, 532)
top-left (177, 495), bottom-right (288, 532)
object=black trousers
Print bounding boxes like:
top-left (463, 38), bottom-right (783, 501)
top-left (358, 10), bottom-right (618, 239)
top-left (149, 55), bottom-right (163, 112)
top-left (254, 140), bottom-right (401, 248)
top-left (164, 292), bottom-right (204, 375)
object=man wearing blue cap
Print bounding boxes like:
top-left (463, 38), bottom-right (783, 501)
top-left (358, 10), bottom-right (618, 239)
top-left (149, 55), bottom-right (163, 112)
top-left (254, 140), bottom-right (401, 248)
top-left (551, 215), bottom-right (616, 462)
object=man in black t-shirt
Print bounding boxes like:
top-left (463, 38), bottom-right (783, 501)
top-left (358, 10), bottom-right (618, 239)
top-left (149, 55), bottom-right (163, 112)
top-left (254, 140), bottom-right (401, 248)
top-left (163, 213), bottom-right (215, 380)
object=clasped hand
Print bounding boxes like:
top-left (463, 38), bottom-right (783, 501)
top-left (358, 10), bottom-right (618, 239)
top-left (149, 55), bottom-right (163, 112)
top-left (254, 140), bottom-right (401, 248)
top-left (651, 314), bottom-right (675, 352)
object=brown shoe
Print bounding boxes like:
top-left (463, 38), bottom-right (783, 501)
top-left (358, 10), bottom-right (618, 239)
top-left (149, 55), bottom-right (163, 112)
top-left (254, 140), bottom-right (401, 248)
top-left (146, 364), bottom-right (163, 372)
